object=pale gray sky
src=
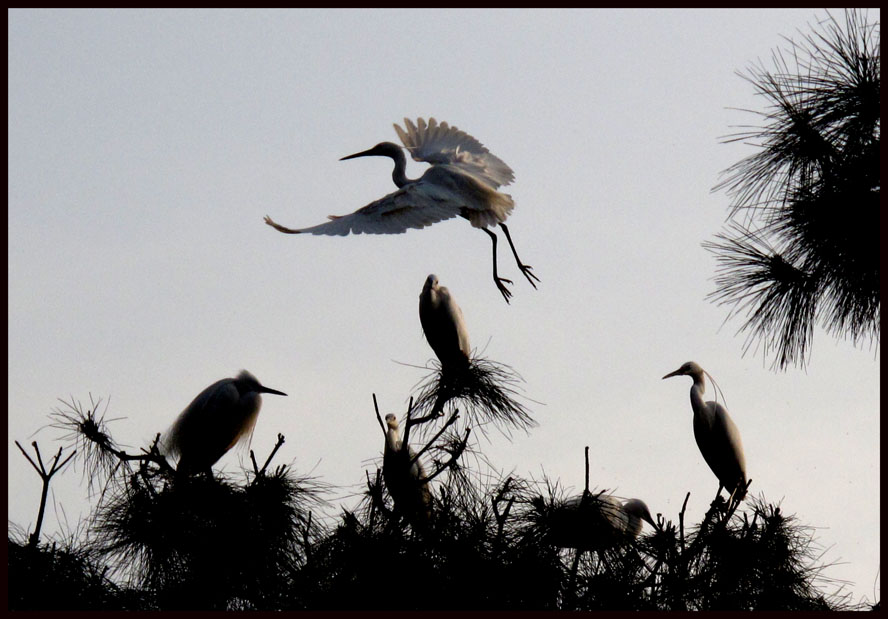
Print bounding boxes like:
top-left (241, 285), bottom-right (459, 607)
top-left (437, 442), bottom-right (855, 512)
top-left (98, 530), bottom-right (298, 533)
top-left (8, 8), bottom-right (879, 604)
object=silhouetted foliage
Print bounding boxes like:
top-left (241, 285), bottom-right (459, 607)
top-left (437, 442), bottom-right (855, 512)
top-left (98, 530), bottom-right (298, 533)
top-left (8, 393), bottom-right (869, 610)
top-left (8, 533), bottom-right (121, 610)
top-left (706, 9), bottom-right (880, 369)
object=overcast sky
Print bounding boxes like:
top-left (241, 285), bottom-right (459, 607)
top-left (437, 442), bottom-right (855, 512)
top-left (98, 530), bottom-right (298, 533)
top-left (8, 8), bottom-right (879, 604)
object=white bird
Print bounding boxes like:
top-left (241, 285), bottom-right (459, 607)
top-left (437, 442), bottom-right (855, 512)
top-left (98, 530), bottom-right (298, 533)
top-left (264, 117), bottom-right (539, 303)
top-left (383, 413), bottom-right (432, 525)
top-left (662, 361), bottom-right (748, 504)
top-left (163, 370), bottom-right (287, 475)
top-left (418, 274), bottom-right (471, 373)
top-left (549, 493), bottom-right (656, 551)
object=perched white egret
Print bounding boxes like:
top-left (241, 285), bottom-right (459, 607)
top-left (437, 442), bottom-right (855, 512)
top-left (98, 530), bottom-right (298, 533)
top-left (414, 274), bottom-right (535, 433)
top-left (383, 413), bottom-right (432, 526)
top-left (419, 274), bottom-right (471, 373)
top-left (264, 117), bottom-right (539, 303)
top-left (663, 361), bottom-right (748, 503)
top-left (163, 370), bottom-right (287, 475)
top-left (549, 493), bottom-right (656, 551)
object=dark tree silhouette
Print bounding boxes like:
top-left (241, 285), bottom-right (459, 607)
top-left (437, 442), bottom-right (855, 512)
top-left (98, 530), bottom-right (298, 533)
top-left (705, 9), bottom-right (880, 369)
top-left (9, 395), bottom-right (868, 610)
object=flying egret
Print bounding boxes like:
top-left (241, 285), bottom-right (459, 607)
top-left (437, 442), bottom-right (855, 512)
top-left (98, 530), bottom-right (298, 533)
top-left (264, 117), bottom-right (539, 303)
top-left (383, 413), bottom-right (432, 526)
top-left (414, 274), bottom-right (536, 434)
top-left (549, 493), bottom-right (656, 551)
top-left (662, 361), bottom-right (748, 504)
top-left (163, 370), bottom-right (287, 475)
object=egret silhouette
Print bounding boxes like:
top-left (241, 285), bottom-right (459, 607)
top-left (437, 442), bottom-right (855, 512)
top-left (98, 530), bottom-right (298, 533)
top-left (663, 361), bottom-right (748, 504)
top-left (549, 493), bottom-right (656, 551)
top-left (264, 117), bottom-right (539, 302)
top-left (419, 274), bottom-right (470, 373)
top-left (383, 413), bottom-right (432, 526)
top-left (163, 370), bottom-right (287, 475)
top-left (414, 274), bottom-right (535, 433)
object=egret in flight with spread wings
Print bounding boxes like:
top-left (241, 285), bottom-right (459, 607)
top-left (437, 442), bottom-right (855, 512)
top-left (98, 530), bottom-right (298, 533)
top-left (383, 413), bottom-right (432, 527)
top-left (264, 117), bottom-right (539, 303)
top-left (415, 274), bottom-right (536, 435)
top-left (549, 493), bottom-right (656, 551)
top-left (163, 370), bottom-right (287, 475)
top-left (663, 362), bottom-right (748, 505)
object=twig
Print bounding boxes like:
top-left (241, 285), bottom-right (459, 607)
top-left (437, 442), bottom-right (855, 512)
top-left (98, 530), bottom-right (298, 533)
top-left (258, 433), bottom-right (286, 477)
top-left (584, 446), bottom-right (590, 494)
top-left (492, 477), bottom-right (514, 540)
top-left (409, 410), bottom-right (460, 469)
top-left (423, 427), bottom-right (471, 484)
top-left (401, 397), bottom-right (417, 447)
top-left (372, 394), bottom-right (386, 436)
top-left (678, 491), bottom-right (690, 552)
top-left (15, 441), bottom-right (77, 548)
top-left (302, 512), bottom-right (313, 562)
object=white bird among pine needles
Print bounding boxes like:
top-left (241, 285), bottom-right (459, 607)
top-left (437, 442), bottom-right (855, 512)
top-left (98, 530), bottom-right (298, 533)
top-left (548, 492), bottom-right (656, 551)
top-left (419, 274), bottom-right (471, 373)
top-left (414, 274), bottom-right (536, 436)
top-left (663, 361), bottom-right (748, 505)
top-left (383, 413), bottom-right (432, 527)
top-left (162, 370), bottom-right (287, 475)
top-left (264, 117), bottom-right (539, 303)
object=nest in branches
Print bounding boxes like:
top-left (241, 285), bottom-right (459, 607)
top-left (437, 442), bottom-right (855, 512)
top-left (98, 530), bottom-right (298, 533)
top-left (412, 357), bottom-right (537, 439)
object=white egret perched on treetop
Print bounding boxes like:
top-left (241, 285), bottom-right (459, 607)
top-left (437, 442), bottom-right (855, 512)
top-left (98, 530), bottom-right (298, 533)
top-left (548, 493), bottom-right (656, 551)
top-left (264, 117), bottom-right (539, 303)
top-left (383, 413), bottom-right (432, 527)
top-left (162, 370), bottom-right (287, 475)
top-left (414, 274), bottom-right (535, 436)
top-left (419, 274), bottom-right (471, 373)
top-left (662, 361), bottom-right (748, 504)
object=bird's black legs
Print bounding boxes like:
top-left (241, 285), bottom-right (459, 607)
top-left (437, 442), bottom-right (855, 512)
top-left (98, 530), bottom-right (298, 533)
top-left (482, 227), bottom-right (513, 303)
top-left (499, 223), bottom-right (540, 288)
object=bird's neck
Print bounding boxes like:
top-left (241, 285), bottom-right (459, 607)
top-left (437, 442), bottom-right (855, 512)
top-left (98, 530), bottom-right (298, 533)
top-left (390, 149), bottom-right (410, 188)
top-left (385, 427), bottom-right (402, 453)
top-left (689, 374), bottom-right (706, 414)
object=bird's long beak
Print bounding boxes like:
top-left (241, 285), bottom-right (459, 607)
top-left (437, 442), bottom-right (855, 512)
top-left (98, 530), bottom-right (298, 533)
top-left (340, 146), bottom-right (378, 161)
top-left (259, 385), bottom-right (288, 397)
top-left (662, 369), bottom-right (683, 380)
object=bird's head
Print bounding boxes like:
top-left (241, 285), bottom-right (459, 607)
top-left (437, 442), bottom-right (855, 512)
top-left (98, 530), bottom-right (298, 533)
top-left (234, 370), bottom-right (288, 397)
top-left (622, 498), bottom-right (656, 528)
top-left (340, 141), bottom-right (403, 161)
top-left (423, 274), bottom-right (439, 293)
top-left (384, 413), bottom-right (399, 430)
top-left (662, 361), bottom-right (704, 381)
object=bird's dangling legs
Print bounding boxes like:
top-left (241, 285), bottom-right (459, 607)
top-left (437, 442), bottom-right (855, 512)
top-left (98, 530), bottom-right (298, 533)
top-left (482, 227), bottom-right (513, 303)
top-left (499, 223), bottom-right (540, 289)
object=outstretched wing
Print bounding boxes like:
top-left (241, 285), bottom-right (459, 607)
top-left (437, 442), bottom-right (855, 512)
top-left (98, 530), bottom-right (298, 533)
top-left (264, 180), bottom-right (461, 236)
top-left (393, 117), bottom-right (514, 189)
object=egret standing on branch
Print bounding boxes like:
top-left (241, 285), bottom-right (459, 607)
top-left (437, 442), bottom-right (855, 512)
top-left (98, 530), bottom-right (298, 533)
top-left (662, 362), bottom-right (748, 505)
top-left (419, 274), bottom-right (471, 373)
top-left (264, 117), bottom-right (539, 303)
top-left (162, 370), bottom-right (287, 475)
top-left (383, 413), bottom-right (432, 527)
top-left (415, 274), bottom-right (536, 435)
